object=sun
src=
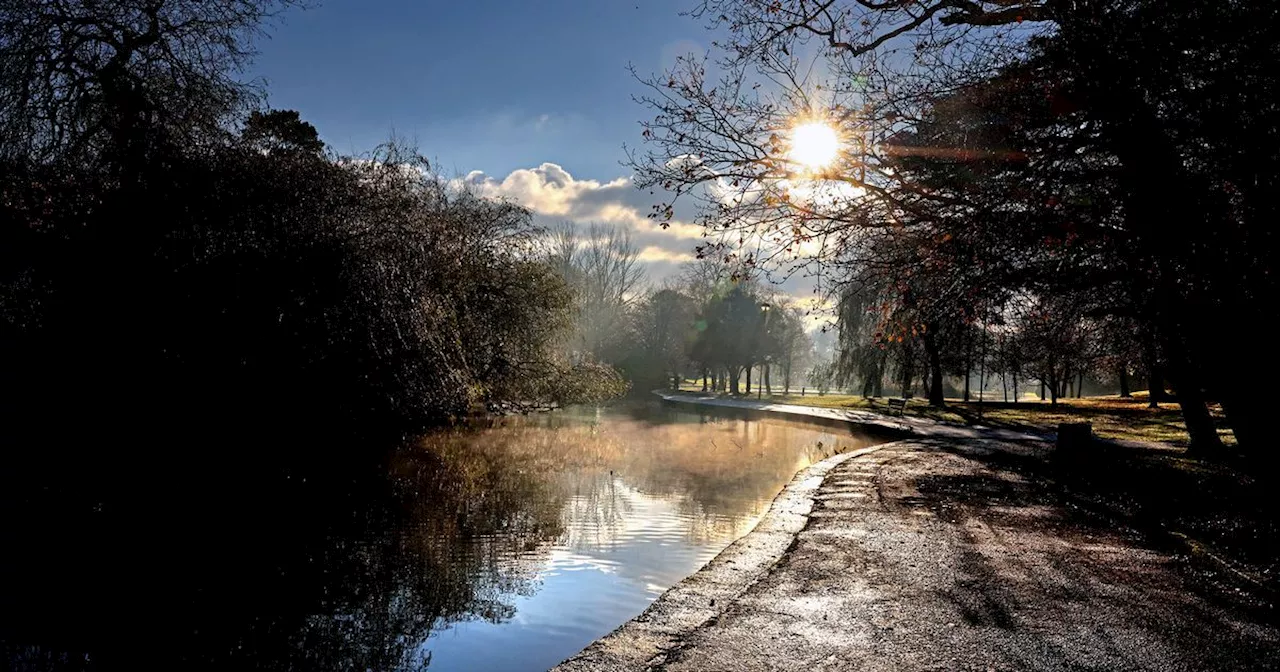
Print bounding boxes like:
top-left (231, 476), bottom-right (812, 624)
top-left (789, 122), bottom-right (840, 171)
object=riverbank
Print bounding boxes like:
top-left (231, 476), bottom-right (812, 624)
top-left (651, 391), bottom-right (1047, 443)
top-left (670, 387), bottom-right (1231, 449)
top-left (554, 395), bottom-right (1279, 670)
top-left (552, 444), bottom-right (885, 671)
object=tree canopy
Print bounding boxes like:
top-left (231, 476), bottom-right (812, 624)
top-left (628, 0), bottom-right (1279, 468)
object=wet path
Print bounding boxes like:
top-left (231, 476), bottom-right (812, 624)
top-left (558, 397), bottom-right (1280, 671)
top-left (653, 439), bottom-right (1279, 670)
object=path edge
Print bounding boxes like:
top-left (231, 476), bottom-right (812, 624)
top-left (551, 443), bottom-right (886, 672)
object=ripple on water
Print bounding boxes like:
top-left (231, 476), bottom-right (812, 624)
top-left (1, 400), bottom-right (882, 671)
top-left (399, 403), bottom-right (875, 672)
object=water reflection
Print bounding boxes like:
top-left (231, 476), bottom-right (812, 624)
top-left (2, 403), bottom-right (877, 671)
top-left (382, 404), bottom-right (876, 671)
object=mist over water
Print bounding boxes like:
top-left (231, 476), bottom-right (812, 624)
top-left (387, 403), bottom-right (874, 671)
top-left (2, 402), bottom-right (879, 671)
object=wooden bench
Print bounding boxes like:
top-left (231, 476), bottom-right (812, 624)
top-left (887, 397), bottom-right (908, 416)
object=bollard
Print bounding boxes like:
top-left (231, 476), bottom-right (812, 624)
top-left (1056, 422), bottom-right (1093, 456)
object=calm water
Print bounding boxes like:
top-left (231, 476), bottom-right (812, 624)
top-left (400, 404), bottom-right (875, 671)
top-left (2, 402), bottom-right (877, 671)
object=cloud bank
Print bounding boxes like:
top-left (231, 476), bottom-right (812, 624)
top-left (459, 163), bottom-right (827, 325)
top-left (459, 163), bottom-right (705, 269)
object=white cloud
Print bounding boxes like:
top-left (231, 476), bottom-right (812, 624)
top-left (459, 162), bottom-right (830, 309)
top-left (463, 163), bottom-right (701, 234)
top-left (637, 246), bottom-right (695, 263)
top-left (458, 163), bottom-right (706, 264)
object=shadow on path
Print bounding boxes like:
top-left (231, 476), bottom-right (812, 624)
top-left (653, 439), bottom-right (1280, 671)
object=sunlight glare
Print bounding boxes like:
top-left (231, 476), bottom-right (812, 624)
top-left (789, 122), bottom-right (840, 170)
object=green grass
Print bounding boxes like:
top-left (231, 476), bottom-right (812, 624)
top-left (673, 383), bottom-right (1233, 449)
top-left (672, 382), bottom-right (1275, 592)
top-left (958, 394), bottom-right (1235, 449)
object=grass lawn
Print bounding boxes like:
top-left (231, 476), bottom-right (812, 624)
top-left (674, 383), bottom-right (1234, 450)
top-left (671, 382), bottom-right (1275, 590)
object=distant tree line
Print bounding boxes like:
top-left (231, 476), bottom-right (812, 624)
top-left (546, 234), bottom-right (817, 397)
top-left (628, 0), bottom-right (1278, 471)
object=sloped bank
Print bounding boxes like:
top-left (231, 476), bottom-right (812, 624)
top-left (552, 392), bottom-right (927, 671)
top-left (552, 442), bottom-right (886, 671)
top-left (650, 391), bottom-right (1046, 444)
top-left (555, 393), bottom-right (1280, 671)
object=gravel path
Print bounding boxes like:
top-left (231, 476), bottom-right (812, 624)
top-left (556, 396), bottom-right (1280, 671)
top-left (652, 439), bottom-right (1279, 671)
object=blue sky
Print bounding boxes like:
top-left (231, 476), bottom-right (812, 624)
top-left (251, 0), bottom-right (703, 179)
top-left (250, 1), bottom-right (827, 317)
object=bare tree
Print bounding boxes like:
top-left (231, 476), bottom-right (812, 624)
top-left (0, 0), bottom-right (302, 165)
top-left (547, 222), bottom-right (647, 363)
top-left (628, 0), bottom-right (1280, 460)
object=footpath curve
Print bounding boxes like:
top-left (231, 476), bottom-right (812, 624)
top-left (554, 393), bottom-right (1280, 671)
top-left (648, 391), bottom-right (1047, 444)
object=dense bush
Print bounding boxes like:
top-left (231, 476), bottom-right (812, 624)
top-left (1, 136), bottom-right (628, 458)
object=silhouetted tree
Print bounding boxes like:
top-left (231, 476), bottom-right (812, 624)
top-left (0, 0), bottom-right (301, 168)
top-left (241, 109), bottom-right (325, 155)
top-left (630, 0), bottom-right (1278, 463)
top-left (694, 283), bottom-right (766, 395)
top-left (630, 288), bottom-right (698, 389)
top-left (547, 223), bottom-right (646, 364)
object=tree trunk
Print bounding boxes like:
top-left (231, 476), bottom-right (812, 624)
top-left (1176, 383), bottom-right (1222, 456)
top-left (1165, 351), bottom-right (1223, 455)
top-left (963, 365), bottom-right (972, 402)
top-left (1219, 392), bottom-right (1269, 471)
top-left (900, 356), bottom-right (913, 399)
top-left (978, 347), bottom-right (987, 404)
top-left (1039, 379), bottom-right (1045, 401)
top-left (1078, 28), bottom-right (1239, 449)
top-left (923, 328), bottom-right (945, 406)
top-left (764, 364), bottom-right (772, 396)
top-left (1118, 364), bottom-right (1130, 397)
top-left (1148, 367), bottom-right (1166, 407)
top-left (1012, 372), bottom-right (1019, 403)
top-left (1071, 25), bottom-right (1205, 419)
top-left (1077, 371), bottom-right (1085, 398)
top-left (1143, 328), bottom-right (1167, 406)
top-left (745, 366), bottom-right (752, 395)
top-left (729, 366), bottom-right (741, 395)
top-left (977, 321), bottom-right (988, 407)
top-left (784, 361), bottom-right (792, 395)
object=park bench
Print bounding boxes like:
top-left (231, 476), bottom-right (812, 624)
top-left (887, 397), bottom-right (908, 416)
